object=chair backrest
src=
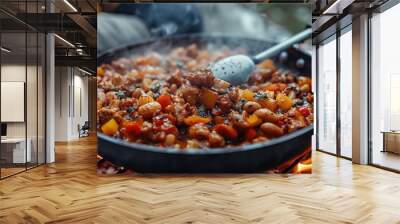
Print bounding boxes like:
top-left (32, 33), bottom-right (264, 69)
top-left (82, 121), bottom-right (90, 129)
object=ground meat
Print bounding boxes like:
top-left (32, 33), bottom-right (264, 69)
top-left (188, 124), bottom-right (210, 140)
top-left (181, 85), bottom-right (199, 105)
top-left (208, 131), bottom-right (225, 147)
top-left (119, 98), bottom-right (135, 110)
top-left (185, 69), bottom-right (215, 88)
top-left (98, 108), bottom-right (116, 125)
top-left (167, 70), bottom-right (184, 86)
top-left (218, 95), bottom-right (233, 112)
top-left (227, 87), bottom-right (240, 102)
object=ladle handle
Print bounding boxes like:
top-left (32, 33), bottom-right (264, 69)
top-left (252, 28), bottom-right (312, 64)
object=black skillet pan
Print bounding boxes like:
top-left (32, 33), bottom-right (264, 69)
top-left (97, 34), bottom-right (313, 173)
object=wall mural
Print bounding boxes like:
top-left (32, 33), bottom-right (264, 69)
top-left (96, 3), bottom-right (313, 174)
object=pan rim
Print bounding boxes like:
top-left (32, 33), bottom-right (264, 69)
top-left (98, 125), bottom-right (313, 155)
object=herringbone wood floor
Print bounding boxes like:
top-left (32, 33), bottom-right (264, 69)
top-left (1, 136), bottom-right (400, 224)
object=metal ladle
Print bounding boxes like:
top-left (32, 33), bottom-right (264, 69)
top-left (210, 28), bottom-right (312, 85)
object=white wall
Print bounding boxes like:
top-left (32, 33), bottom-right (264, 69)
top-left (1, 64), bottom-right (46, 164)
top-left (55, 67), bottom-right (70, 141)
top-left (1, 65), bottom-right (25, 139)
top-left (0, 65), bottom-right (41, 138)
top-left (54, 67), bottom-right (89, 141)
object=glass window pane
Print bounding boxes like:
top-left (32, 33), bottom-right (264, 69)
top-left (38, 33), bottom-right (45, 165)
top-left (371, 4), bottom-right (400, 171)
top-left (318, 37), bottom-right (337, 154)
top-left (27, 31), bottom-right (38, 169)
top-left (339, 29), bottom-right (352, 158)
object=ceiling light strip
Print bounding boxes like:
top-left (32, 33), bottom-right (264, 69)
top-left (54, 34), bottom-right (75, 48)
top-left (78, 68), bottom-right (92, 76)
top-left (1, 47), bottom-right (11, 53)
top-left (63, 0), bottom-right (78, 12)
top-left (323, 0), bottom-right (342, 14)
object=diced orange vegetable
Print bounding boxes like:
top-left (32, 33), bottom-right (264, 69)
top-left (266, 84), bottom-right (278, 92)
top-left (184, 115), bottom-right (211, 126)
top-left (258, 98), bottom-right (278, 112)
top-left (97, 67), bottom-right (105, 77)
top-left (300, 84), bottom-right (311, 92)
top-left (266, 83), bottom-right (287, 92)
top-left (293, 110), bottom-right (306, 125)
top-left (214, 116), bottom-right (225, 124)
top-left (246, 114), bottom-right (262, 127)
top-left (215, 124), bottom-right (238, 139)
top-left (138, 95), bottom-right (154, 106)
top-left (298, 107), bottom-right (311, 116)
top-left (278, 83), bottom-right (287, 91)
top-left (123, 121), bottom-right (142, 137)
top-left (200, 88), bottom-right (218, 109)
top-left (101, 118), bottom-right (119, 136)
top-left (297, 76), bottom-right (311, 86)
top-left (276, 93), bottom-right (292, 111)
top-left (246, 128), bottom-right (257, 141)
top-left (157, 94), bottom-right (172, 108)
top-left (137, 70), bottom-right (147, 78)
top-left (241, 89), bottom-right (254, 101)
top-left (258, 59), bottom-right (276, 70)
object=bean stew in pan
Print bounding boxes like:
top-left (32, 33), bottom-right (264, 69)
top-left (97, 44), bottom-right (313, 150)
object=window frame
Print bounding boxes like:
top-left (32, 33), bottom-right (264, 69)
top-left (315, 23), bottom-right (353, 160)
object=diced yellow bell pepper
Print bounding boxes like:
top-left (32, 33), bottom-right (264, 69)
top-left (184, 115), bottom-right (211, 126)
top-left (138, 95), bottom-right (154, 106)
top-left (200, 88), bottom-right (218, 109)
top-left (241, 89), bottom-right (254, 101)
top-left (276, 93), bottom-right (292, 111)
top-left (258, 98), bottom-right (278, 112)
top-left (101, 118), bottom-right (119, 136)
top-left (246, 114), bottom-right (262, 127)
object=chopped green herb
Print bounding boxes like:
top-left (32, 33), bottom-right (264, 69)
top-left (150, 82), bottom-right (161, 93)
top-left (116, 90), bottom-right (125, 99)
top-left (176, 60), bottom-right (184, 69)
top-left (254, 92), bottom-right (269, 100)
top-left (238, 98), bottom-right (247, 106)
top-left (127, 106), bottom-right (136, 114)
top-left (198, 105), bottom-right (208, 117)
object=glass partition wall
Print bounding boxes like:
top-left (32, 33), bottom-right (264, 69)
top-left (316, 27), bottom-right (353, 159)
top-left (317, 36), bottom-right (337, 155)
top-left (339, 27), bottom-right (352, 159)
top-left (0, 2), bottom-right (46, 179)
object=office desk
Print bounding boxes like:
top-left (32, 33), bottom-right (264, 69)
top-left (1, 138), bottom-right (31, 163)
top-left (381, 131), bottom-right (400, 154)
